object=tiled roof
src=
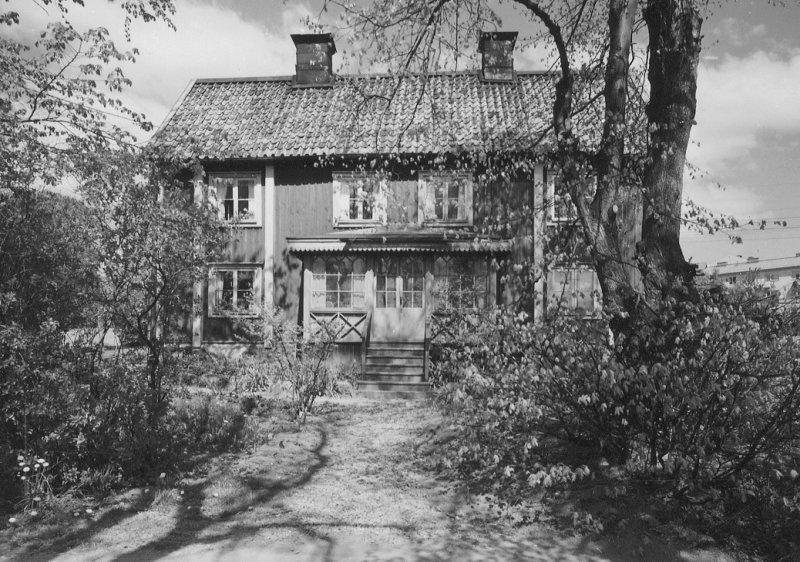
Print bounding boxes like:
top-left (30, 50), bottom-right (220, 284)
top-left (153, 72), bottom-right (557, 159)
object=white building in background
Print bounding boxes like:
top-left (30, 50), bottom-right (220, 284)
top-left (703, 254), bottom-right (800, 300)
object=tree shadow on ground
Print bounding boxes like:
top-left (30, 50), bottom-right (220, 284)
top-left (105, 424), bottom-right (333, 562)
top-left (5, 489), bottom-right (156, 561)
top-left (5, 419), bottom-right (329, 562)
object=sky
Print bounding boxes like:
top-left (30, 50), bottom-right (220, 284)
top-left (6, 0), bottom-right (800, 266)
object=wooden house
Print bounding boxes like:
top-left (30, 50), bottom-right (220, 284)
top-left (154, 32), bottom-right (599, 391)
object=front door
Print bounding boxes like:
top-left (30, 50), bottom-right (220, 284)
top-left (371, 256), bottom-right (425, 342)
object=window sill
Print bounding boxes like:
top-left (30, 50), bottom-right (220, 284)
top-left (221, 221), bottom-right (261, 228)
top-left (208, 312), bottom-right (259, 319)
top-left (334, 220), bottom-right (381, 229)
top-left (309, 307), bottom-right (369, 313)
top-left (423, 220), bottom-right (472, 228)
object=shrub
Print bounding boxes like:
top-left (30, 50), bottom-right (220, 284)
top-left (235, 307), bottom-right (340, 422)
top-left (439, 287), bottom-right (800, 508)
top-left (169, 394), bottom-right (251, 452)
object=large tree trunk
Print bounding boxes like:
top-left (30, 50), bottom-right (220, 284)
top-left (575, 0), bottom-right (642, 314)
top-left (640, 0), bottom-right (702, 297)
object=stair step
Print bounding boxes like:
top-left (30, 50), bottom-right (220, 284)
top-left (357, 380), bottom-right (430, 393)
top-left (368, 344), bottom-right (424, 351)
top-left (366, 356), bottom-right (424, 366)
top-left (364, 365), bottom-right (424, 375)
top-left (357, 389), bottom-right (430, 400)
top-left (361, 373), bottom-right (425, 383)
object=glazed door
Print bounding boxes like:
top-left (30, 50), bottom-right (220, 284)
top-left (371, 256), bottom-right (425, 342)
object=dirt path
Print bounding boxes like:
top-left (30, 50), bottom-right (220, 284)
top-left (2, 398), bottom-right (736, 562)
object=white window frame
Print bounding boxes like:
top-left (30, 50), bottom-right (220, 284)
top-left (208, 172), bottom-right (262, 227)
top-left (208, 266), bottom-right (262, 318)
top-left (309, 256), bottom-right (367, 310)
top-left (546, 169), bottom-right (596, 224)
top-left (375, 256), bottom-right (424, 309)
top-left (419, 172), bottom-right (473, 226)
top-left (433, 256), bottom-right (490, 312)
top-left (546, 266), bottom-right (602, 317)
top-left (332, 172), bottom-right (387, 228)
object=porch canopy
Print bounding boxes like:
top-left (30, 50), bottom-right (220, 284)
top-left (287, 227), bottom-right (512, 254)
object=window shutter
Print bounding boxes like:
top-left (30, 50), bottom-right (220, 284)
top-left (375, 178), bottom-right (388, 225)
top-left (207, 180), bottom-right (222, 219)
top-left (418, 176), bottom-right (436, 223)
top-left (464, 177), bottom-right (474, 224)
top-left (332, 177), bottom-right (348, 226)
top-left (207, 270), bottom-right (217, 316)
top-left (254, 181), bottom-right (264, 226)
top-left (254, 268), bottom-right (263, 310)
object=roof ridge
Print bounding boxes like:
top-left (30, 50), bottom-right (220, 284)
top-left (193, 70), bottom-right (555, 84)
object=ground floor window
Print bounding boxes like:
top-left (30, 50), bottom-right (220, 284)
top-left (210, 268), bottom-right (259, 317)
top-left (433, 256), bottom-right (489, 311)
top-left (547, 267), bottom-right (601, 316)
top-left (310, 256), bottom-right (366, 309)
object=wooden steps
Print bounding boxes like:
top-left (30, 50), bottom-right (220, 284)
top-left (358, 341), bottom-right (430, 398)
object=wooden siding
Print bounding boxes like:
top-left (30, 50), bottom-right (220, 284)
top-left (221, 228), bottom-right (265, 262)
top-left (198, 158), bottom-right (547, 341)
top-left (275, 165), bottom-right (333, 321)
top-left (475, 178), bottom-right (536, 256)
top-left (386, 179), bottom-right (418, 224)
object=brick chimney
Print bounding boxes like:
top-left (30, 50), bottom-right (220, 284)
top-left (291, 33), bottom-right (336, 87)
top-left (478, 31), bottom-right (518, 82)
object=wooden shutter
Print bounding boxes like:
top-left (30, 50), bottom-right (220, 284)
top-left (207, 178), bottom-right (222, 220)
top-left (375, 178), bottom-right (388, 225)
top-left (332, 177), bottom-right (349, 226)
top-left (207, 269), bottom-right (218, 317)
top-left (418, 176), bottom-right (436, 224)
top-left (464, 177), bottom-right (474, 224)
top-left (254, 180), bottom-right (264, 226)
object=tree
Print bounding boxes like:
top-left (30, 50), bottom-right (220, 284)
top-left (1, 0), bottom-right (176, 192)
top-left (314, 0), bottom-right (711, 317)
top-left (79, 149), bottom-right (227, 416)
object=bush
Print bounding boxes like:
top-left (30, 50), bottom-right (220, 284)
top-left (169, 393), bottom-right (255, 452)
top-left (235, 307), bottom-right (342, 422)
top-left (0, 335), bottom-right (264, 512)
top-left (439, 288), bottom-right (800, 513)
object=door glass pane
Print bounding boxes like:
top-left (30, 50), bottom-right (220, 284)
top-left (400, 258), bottom-right (423, 309)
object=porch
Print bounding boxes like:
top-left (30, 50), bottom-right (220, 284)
top-left (287, 230), bottom-right (509, 392)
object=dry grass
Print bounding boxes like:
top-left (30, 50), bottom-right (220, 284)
top-left (0, 397), bottom-right (752, 562)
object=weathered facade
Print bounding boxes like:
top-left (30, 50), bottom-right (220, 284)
top-left (154, 32), bottom-right (599, 389)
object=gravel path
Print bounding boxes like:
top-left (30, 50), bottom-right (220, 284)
top-left (1, 398), bottom-right (735, 562)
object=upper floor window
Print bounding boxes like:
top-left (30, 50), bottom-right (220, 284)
top-left (209, 173), bottom-right (262, 226)
top-left (546, 170), bottom-right (595, 223)
top-left (420, 172), bottom-right (473, 225)
top-left (209, 267), bottom-right (260, 317)
top-left (333, 172), bottom-right (387, 227)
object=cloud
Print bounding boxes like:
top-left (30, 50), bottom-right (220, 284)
top-left (689, 50), bottom-right (800, 172)
top-left (7, 0), bottom-right (313, 142)
top-left (710, 17), bottom-right (767, 47)
top-left (683, 178), bottom-right (769, 221)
